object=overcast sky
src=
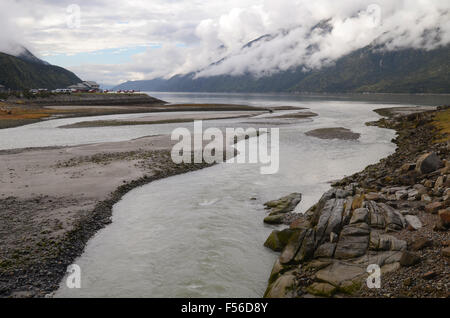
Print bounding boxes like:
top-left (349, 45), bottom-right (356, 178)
top-left (1, 0), bottom-right (449, 85)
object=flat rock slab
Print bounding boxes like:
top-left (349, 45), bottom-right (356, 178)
top-left (264, 193), bottom-right (302, 215)
top-left (404, 215), bottom-right (422, 230)
top-left (306, 282), bottom-right (337, 297)
top-left (305, 127), bottom-right (361, 140)
top-left (315, 262), bottom-right (366, 287)
top-left (264, 272), bottom-right (297, 298)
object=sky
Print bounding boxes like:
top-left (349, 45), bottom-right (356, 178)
top-left (0, 0), bottom-right (449, 86)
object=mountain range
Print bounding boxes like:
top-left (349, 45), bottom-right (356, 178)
top-left (114, 21), bottom-right (450, 94)
top-left (0, 47), bottom-right (81, 90)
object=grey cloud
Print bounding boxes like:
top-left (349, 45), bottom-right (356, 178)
top-left (1, 0), bottom-right (449, 85)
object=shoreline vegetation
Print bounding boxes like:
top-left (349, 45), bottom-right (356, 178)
top-left (262, 105), bottom-right (450, 298)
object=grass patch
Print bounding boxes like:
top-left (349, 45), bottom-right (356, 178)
top-left (0, 107), bottom-right (52, 120)
top-left (433, 109), bottom-right (450, 142)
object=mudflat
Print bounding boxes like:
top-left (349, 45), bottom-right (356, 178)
top-left (58, 111), bottom-right (265, 128)
top-left (0, 102), bottom-right (270, 129)
top-left (0, 134), bottom-right (213, 297)
top-left (305, 127), bottom-right (361, 140)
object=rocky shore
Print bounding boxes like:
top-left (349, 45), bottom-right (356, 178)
top-left (263, 106), bottom-right (450, 298)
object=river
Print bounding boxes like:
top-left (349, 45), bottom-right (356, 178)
top-left (5, 92), bottom-right (441, 297)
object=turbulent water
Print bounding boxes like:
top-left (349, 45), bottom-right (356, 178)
top-left (4, 92), bottom-right (440, 298)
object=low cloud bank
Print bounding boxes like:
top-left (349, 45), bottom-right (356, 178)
top-left (0, 0), bottom-right (448, 85)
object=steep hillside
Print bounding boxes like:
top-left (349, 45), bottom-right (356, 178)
top-left (292, 45), bottom-right (450, 94)
top-left (0, 52), bottom-right (81, 90)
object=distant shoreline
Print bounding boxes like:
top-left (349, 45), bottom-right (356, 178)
top-left (0, 98), bottom-right (271, 130)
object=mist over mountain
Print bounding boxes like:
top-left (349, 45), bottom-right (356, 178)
top-left (114, 28), bottom-right (450, 94)
top-left (16, 47), bottom-right (50, 66)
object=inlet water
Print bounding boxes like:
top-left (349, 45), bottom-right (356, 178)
top-left (53, 95), bottom-right (403, 297)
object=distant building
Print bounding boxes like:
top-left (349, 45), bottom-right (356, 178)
top-left (67, 83), bottom-right (89, 92)
top-left (68, 81), bottom-right (100, 92)
top-left (83, 81), bottom-right (100, 90)
top-left (29, 88), bottom-right (48, 94)
top-left (0, 84), bottom-right (6, 92)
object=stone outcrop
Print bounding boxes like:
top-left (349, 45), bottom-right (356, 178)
top-left (263, 107), bottom-right (450, 298)
top-left (264, 229), bottom-right (296, 252)
top-left (404, 215), bottom-right (422, 230)
top-left (263, 193), bottom-right (302, 225)
top-left (263, 186), bottom-right (411, 297)
top-left (415, 152), bottom-right (443, 174)
top-left (263, 271), bottom-right (297, 298)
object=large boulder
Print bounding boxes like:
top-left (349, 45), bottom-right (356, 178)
top-left (264, 229), bottom-right (296, 252)
top-left (369, 232), bottom-right (407, 251)
top-left (404, 215), bottom-right (422, 230)
top-left (293, 229), bottom-right (316, 263)
top-left (409, 238), bottom-right (433, 251)
top-left (268, 259), bottom-right (287, 284)
top-left (264, 193), bottom-right (302, 215)
top-left (279, 230), bottom-right (307, 264)
top-left (434, 176), bottom-right (445, 191)
top-left (314, 198), bottom-right (345, 245)
top-left (263, 214), bottom-right (285, 224)
top-left (310, 189), bottom-right (336, 226)
top-left (315, 262), bottom-right (366, 293)
top-left (378, 203), bottom-right (405, 231)
top-left (425, 202), bottom-right (444, 214)
top-left (350, 208), bottom-right (369, 224)
top-left (264, 271), bottom-right (297, 298)
top-left (365, 201), bottom-right (386, 229)
top-left (442, 247), bottom-right (450, 258)
top-left (342, 197), bottom-right (354, 225)
top-left (415, 152), bottom-right (444, 174)
top-left (334, 223), bottom-right (370, 259)
top-left (438, 208), bottom-right (450, 227)
top-left (324, 199), bottom-right (345, 238)
top-left (306, 282), bottom-right (337, 297)
top-left (314, 242), bottom-right (337, 259)
top-left (399, 251), bottom-right (421, 267)
top-left (315, 199), bottom-right (336, 243)
top-left (264, 193), bottom-right (302, 224)
top-left (381, 262), bottom-right (401, 275)
top-left (354, 251), bottom-right (402, 267)
top-left (290, 217), bottom-right (311, 230)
